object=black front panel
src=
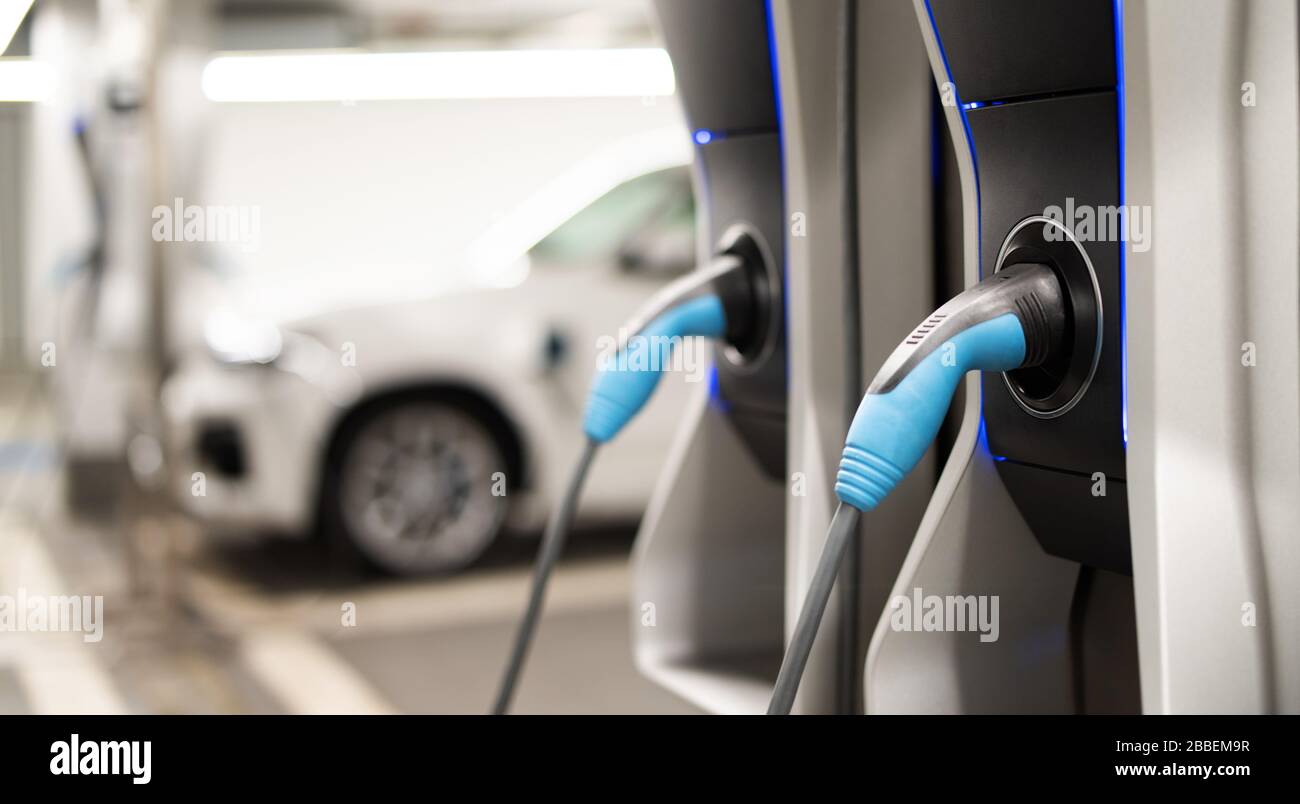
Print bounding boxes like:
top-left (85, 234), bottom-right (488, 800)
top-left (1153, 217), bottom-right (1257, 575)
top-left (970, 94), bottom-right (1126, 482)
top-left (653, 0), bottom-right (779, 133)
top-left (929, 0), bottom-right (1129, 572)
top-left (997, 461), bottom-right (1132, 574)
top-left (928, 0), bottom-right (1115, 102)
top-left (697, 133), bottom-right (786, 414)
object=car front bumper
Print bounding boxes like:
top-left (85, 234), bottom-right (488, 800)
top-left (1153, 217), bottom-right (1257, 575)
top-left (161, 348), bottom-right (353, 536)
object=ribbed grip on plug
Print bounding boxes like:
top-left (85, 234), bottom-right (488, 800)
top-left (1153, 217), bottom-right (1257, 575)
top-left (834, 446), bottom-right (906, 513)
top-left (582, 394), bottom-right (630, 446)
top-left (1013, 291), bottom-right (1052, 367)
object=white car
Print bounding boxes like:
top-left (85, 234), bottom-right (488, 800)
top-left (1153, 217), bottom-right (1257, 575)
top-left (162, 164), bottom-right (703, 575)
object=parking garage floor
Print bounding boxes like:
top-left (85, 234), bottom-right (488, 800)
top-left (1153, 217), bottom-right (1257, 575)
top-left (0, 375), bottom-right (699, 715)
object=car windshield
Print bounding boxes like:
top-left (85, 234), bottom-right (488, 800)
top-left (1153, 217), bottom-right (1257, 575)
top-left (528, 166), bottom-right (692, 264)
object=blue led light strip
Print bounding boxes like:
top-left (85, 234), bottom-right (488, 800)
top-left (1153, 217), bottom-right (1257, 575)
top-left (1114, 0), bottom-right (1129, 447)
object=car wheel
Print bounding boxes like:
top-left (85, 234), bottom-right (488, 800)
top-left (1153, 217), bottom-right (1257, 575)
top-left (324, 400), bottom-right (510, 576)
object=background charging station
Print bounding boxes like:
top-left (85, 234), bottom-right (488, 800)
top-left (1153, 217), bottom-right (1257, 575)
top-left (631, 0), bottom-right (791, 713)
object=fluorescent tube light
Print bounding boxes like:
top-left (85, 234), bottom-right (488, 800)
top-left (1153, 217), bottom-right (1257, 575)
top-left (202, 48), bottom-right (676, 103)
top-left (0, 58), bottom-right (50, 102)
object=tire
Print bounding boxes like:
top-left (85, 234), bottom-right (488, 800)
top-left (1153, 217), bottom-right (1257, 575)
top-left (322, 399), bottom-right (510, 576)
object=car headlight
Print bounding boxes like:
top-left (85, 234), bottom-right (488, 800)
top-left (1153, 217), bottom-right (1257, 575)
top-left (202, 309), bottom-right (284, 366)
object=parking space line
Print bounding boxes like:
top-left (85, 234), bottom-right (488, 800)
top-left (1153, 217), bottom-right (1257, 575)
top-left (180, 562), bottom-right (399, 714)
top-left (238, 628), bottom-right (397, 714)
top-left (14, 642), bottom-right (127, 715)
top-left (296, 557), bottom-right (631, 638)
top-left (179, 550), bottom-right (630, 714)
top-left (0, 521), bottom-right (127, 715)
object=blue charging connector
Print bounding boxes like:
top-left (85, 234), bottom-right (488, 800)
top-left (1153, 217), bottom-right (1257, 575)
top-left (583, 294), bottom-right (727, 443)
top-left (830, 261), bottom-right (1067, 513)
top-left (835, 313), bottom-right (1026, 511)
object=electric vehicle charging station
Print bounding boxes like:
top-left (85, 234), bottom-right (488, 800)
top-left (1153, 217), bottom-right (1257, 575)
top-left (860, 0), bottom-right (1138, 715)
top-left (627, 0), bottom-right (1300, 715)
top-left (9, 0), bottom-right (1300, 771)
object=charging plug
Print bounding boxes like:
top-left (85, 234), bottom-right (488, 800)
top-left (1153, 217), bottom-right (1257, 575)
top-left (581, 251), bottom-right (760, 443)
top-left (835, 263), bottom-right (1067, 511)
top-left (583, 294), bottom-right (726, 442)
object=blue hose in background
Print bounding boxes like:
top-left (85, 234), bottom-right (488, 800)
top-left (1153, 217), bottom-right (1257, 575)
top-left (583, 294), bottom-right (727, 443)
